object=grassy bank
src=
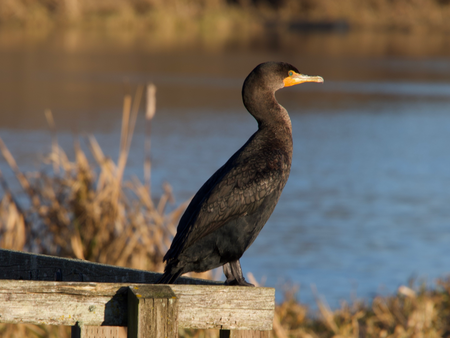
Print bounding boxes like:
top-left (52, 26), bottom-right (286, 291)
top-left (1, 88), bottom-right (450, 338)
top-left (1, 0), bottom-right (450, 36)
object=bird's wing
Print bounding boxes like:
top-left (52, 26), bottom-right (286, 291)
top-left (164, 146), bottom-right (287, 261)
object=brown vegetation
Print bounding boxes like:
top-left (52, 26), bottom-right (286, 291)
top-left (2, 87), bottom-right (450, 337)
top-left (0, 86), bottom-right (191, 275)
top-left (0, 0), bottom-right (450, 34)
top-left (273, 282), bottom-right (450, 338)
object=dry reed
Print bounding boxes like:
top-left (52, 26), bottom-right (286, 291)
top-left (271, 280), bottom-right (450, 338)
top-left (0, 86), bottom-right (189, 272)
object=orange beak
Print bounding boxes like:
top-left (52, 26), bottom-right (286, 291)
top-left (283, 71), bottom-right (324, 87)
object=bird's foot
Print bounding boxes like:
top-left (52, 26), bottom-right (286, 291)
top-left (223, 260), bottom-right (255, 287)
top-left (224, 278), bottom-right (237, 286)
top-left (224, 278), bottom-right (255, 287)
top-left (224, 276), bottom-right (255, 286)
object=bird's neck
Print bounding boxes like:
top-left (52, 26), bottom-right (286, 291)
top-left (243, 88), bottom-right (292, 134)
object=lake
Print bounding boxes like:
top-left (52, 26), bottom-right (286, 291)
top-left (1, 28), bottom-right (450, 308)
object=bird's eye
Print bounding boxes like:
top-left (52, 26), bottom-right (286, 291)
top-left (288, 71), bottom-right (294, 76)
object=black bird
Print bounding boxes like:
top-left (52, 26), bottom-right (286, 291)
top-left (158, 62), bottom-right (323, 286)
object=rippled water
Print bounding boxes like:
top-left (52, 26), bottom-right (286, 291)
top-left (1, 29), bottom-right (450, 308)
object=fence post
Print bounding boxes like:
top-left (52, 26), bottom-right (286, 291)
top-left (127, 285), bottom-right (179, 338)
top-left (71, 323), bottom-right (126, 338)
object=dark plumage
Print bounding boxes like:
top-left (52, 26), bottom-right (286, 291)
top-left (157, 62), bottom-right (323, 285)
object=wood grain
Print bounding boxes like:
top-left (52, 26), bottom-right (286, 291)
top-left (128, 286), bottom-right (178, 338)
top-left (71, 325), bottom-right (127, 338)
top-left (0, 280), bottom-right (275, 331)
top-left (220, 330), bottom-right (271, 338)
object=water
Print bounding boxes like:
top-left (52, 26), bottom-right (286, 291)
top-left (1, 29), bottom-right (450, 308)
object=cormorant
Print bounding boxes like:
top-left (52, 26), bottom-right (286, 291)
top-left (157, 62), bottom-right (323, 286)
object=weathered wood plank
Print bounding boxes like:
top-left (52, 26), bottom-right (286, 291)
top-left (0, 280), bottom-right (275, 330)
top-left (0, 249), bottom-right (220, 285)
top-left (171, 285), bottom-right (274, 330)
top-left (83, 326), bottom-right (126, 338)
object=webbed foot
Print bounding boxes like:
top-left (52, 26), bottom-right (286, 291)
top-left (223, 260), bottom-right (255, 287)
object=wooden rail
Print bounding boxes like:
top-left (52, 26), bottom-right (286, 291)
top-left (0, 249), bottom-right (275, 338)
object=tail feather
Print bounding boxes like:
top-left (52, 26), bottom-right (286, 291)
top-left (156, 268), bottom-right (183, 284)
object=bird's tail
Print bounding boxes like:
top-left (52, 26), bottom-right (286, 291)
top-left (155, 268), bottom-right (183, 284)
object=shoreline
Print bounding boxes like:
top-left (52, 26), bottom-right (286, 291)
top-left (1, 0), bottom-right (450, 36)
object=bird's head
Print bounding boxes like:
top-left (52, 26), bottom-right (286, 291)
top-left (244, 62), bottom-right (324, 94)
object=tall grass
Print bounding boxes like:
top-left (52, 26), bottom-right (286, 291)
top-left (2, 87), bottom-right (450, 338)
top-left (274, 281), bottom-right (450, 338)
top-left (0, 85), bottom-right (206, 275)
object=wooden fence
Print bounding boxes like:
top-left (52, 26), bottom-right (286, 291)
top-left (0, 249), bottom-right (275, 338)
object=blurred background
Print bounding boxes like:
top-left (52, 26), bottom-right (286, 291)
top-left (1, 0), bottom-right (450, 331)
